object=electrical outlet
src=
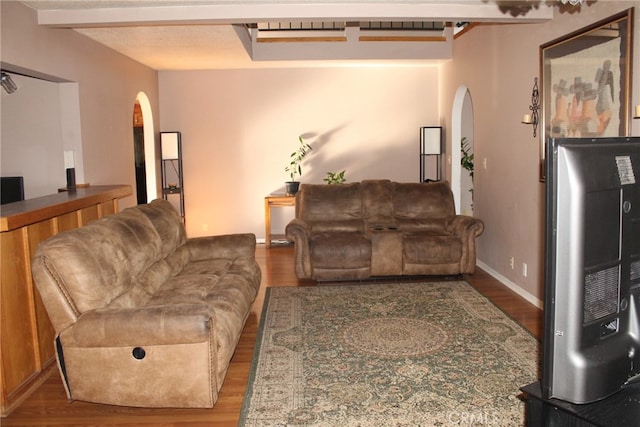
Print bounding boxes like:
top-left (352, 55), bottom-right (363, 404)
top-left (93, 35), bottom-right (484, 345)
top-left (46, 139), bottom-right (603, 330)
top-left (522, 263), bottom-right (528, 277)
top-left (509, 256), bottom-right (514, 269)
top-left (202, 223), bottom-right (209, 232)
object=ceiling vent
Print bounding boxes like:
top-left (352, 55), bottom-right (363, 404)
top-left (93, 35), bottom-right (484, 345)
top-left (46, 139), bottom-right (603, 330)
top-left (254, 21), bottom-right (446, 42)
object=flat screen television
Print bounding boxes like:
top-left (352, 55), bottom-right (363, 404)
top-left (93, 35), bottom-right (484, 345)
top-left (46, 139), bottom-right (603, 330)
top-left (542, 136), bottom-right (640, 404)
top-left (1, 176), bottom-right (25, 204)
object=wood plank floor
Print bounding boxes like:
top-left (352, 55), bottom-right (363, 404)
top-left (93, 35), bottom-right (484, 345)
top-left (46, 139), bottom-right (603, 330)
top-left (3, 244), bottom-right (542, 426)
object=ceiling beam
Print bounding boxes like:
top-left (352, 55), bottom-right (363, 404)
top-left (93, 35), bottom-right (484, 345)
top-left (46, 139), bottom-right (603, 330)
top-left (32, 1), bottom-right (554, 28)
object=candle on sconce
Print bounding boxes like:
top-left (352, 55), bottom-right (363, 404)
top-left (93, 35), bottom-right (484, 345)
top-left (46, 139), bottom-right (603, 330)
top-left (522, 114), bottom-right (532, 124)
top-left (64, 150), bottom-right (75, 169)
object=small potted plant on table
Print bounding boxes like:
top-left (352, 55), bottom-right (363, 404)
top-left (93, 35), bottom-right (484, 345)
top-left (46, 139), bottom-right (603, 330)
top-left (323, 170), bottom-right (346, 184)
top-left (285, 135), bottom-right (312, 195)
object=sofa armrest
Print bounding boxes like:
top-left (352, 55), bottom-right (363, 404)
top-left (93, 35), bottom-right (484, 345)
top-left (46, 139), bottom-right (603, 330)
top-left (445, 215), bottom-right (485, 273)
top-left (62, 304), bottom-right (213, 347)
top-left (187, 233), bottom-right (256, 261)
top-left (445, 215), bottom-right (484, 238)
top-left (285, 218), bottom-right (313, 279)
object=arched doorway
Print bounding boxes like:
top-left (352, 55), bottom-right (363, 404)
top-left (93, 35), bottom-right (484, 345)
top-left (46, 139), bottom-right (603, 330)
top-left (132, 92), bottom-right (158, 203)
top-left (451, 85), bottom-right (474, 215)
top-left (132, 101), bottom-right (147, 204)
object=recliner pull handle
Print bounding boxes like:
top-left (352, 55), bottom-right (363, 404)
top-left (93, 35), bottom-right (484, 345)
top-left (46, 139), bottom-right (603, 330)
top-left (132, 347), bottom-right (146, 360)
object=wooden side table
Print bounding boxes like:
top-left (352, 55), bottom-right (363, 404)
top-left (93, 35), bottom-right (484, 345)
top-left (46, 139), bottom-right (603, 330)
top-left (264, 194), bottom-right (296, 248)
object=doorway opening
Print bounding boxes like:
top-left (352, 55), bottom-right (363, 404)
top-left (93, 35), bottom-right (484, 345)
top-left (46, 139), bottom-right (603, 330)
top-left (132, 92), bottom-right (157, 204)
top-left (451, 86), bottom-right (475, 215)
top-left (133, 102), bottom-right (146, 204)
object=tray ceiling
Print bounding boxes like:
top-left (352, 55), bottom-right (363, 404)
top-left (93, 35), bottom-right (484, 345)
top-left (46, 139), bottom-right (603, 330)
top-left (19, 1), bottom-right (554, 69)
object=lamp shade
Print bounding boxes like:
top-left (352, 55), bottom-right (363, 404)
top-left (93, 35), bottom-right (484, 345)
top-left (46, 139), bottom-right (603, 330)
top-left (421, 127), bottom-right (442, 155)
top-left (161, 132), bottom-right (180, 159)
top-left (64, 150), bottom-right (75, 169)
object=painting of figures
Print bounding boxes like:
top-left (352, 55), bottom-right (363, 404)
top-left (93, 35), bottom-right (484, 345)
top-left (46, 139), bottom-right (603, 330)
top-left (539, 9), bottom-right (632, 180)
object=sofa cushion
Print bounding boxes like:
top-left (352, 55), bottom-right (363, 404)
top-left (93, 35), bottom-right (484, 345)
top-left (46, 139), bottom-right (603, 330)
top-left (361, 179), bottom-right (394, 223)
top-left (403, 231), bottom-right (462, 264)
top-left (297, 182), bottom-right (362, 222)
top-left (136, 199), bottom-right (187, 258)
top-left (148, 257), bottom-right (260, 379)
top-left (311, 220), bottom-right (363, 233)
top-left (310, 232), bottom-right (371, 269)
top-left (34, 207), bottom-right (162, 315)
top-left (392, 181), bottom-right (454, 220)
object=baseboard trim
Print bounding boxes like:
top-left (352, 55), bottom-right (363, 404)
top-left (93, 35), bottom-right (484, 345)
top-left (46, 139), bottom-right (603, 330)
top-left (477, 260), bottom-right (543, 309)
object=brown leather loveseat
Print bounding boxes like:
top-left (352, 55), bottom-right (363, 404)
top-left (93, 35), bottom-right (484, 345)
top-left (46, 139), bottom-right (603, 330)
top-left (31, 199), bottom-right (261, 409)
top-left (286, 180), bottom-right (484, 281)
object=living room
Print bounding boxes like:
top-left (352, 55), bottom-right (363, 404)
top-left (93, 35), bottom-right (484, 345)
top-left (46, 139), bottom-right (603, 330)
top-left (3, 0), bottom-right (639, 305)
top-left (1, 0), bottom-right (639, 424)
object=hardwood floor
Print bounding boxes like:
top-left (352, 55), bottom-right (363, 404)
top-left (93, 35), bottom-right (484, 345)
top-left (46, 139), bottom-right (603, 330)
top-left (3, 244), bottom-right (542, 426)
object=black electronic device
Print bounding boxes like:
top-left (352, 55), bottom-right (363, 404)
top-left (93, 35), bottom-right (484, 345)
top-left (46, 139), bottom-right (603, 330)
top-left (542, 136), bottom-right (640, 404)
top-left (1, 176), bottom-right (25, 204)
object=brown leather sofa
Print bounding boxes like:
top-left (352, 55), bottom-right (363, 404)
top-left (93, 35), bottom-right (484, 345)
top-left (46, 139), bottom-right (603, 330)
top-left (286, 180), bottom-right (484, 281)
top-left (31, 199), bottom-right (261, 408)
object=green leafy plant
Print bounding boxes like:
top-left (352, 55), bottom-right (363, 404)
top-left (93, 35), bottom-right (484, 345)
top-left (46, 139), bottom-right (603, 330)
top-left (461, 137), bottom-right (474, 180)
top-left (323, 170), bottom-right (346, 184)
top-left (461, 137), bottom-right (475, 208)
top-left (285, 135), bottom-right (312, 182)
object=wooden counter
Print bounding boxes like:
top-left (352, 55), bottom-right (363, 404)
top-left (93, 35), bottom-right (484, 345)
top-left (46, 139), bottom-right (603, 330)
top-left (1, 185), bottom-right (132, 232)
top-left (0, 185), bottom-right (132, 416)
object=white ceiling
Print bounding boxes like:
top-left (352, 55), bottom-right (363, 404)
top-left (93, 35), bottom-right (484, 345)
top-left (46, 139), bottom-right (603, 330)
top-left (20, 1), bottom-right (555, 70)
top-left (78, 25), bottom-right (256, 70)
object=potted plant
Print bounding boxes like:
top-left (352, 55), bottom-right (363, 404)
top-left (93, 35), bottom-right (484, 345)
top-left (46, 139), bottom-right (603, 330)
top-left (461, 137), bottom-right (474, 179)
top-left (285, 135), bottom-right (312, 195)
top-left (323, 170), bottom-right (346, 184)
top-left (461, 136), bottom-right (474, 204)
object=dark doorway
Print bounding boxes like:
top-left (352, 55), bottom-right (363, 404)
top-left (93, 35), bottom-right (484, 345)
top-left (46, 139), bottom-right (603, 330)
top-left (133, 102), bottom-right (147, 205)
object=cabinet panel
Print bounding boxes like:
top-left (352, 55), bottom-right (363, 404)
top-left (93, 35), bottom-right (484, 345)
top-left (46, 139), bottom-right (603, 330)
top-left (80, 205), bottom-right (99, 226)
top-left (0, 228), bottom-right (38, 397)
top-left (99, 201), bottom-right (116, 217)
top-left (27, 220), bottom-right (56, 365)
top-left (57, 211), bottom-right (78, 232)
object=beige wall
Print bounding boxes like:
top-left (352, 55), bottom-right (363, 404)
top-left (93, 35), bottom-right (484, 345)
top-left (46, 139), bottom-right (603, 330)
top-left (1, 1), bottom-right (159, 208)
top-left (158, 66), bottom-right (440, 237)
top-left (1, 74), bottom-right (66, 198)
top-left (441, 1), bottom-right (640, 305)
top-left (3, 1), bottom-right (639, 304)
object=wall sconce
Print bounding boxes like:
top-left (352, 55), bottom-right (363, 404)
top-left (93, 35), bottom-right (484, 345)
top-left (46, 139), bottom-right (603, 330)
top-left (522, 77), bottom-right (540, 137)
top-left (1, 71), bottom-right (18, 94)
top-left (634, 104), bottom-right (640, 120)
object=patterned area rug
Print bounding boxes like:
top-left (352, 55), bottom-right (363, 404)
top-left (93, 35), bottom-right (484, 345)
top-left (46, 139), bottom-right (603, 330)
top-left (239, 282), bottom-right (539, 426)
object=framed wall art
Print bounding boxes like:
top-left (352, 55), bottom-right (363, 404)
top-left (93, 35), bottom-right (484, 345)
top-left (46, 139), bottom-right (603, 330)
top-left (539, 8), bottom-right (633, 181)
